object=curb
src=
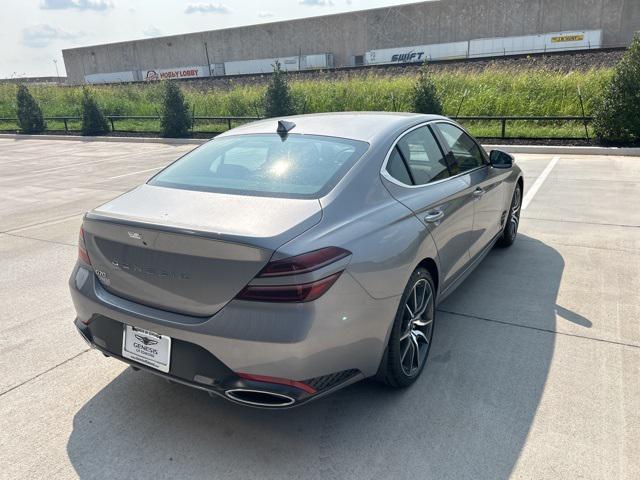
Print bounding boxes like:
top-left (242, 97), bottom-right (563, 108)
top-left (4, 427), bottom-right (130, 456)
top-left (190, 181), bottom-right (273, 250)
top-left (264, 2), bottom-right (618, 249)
top-left (0, 133), bottom-right (207, 145)
top-left (1, 134), bottom-right (639, 156)
top-left (485, 144), bottom-right (640, 156)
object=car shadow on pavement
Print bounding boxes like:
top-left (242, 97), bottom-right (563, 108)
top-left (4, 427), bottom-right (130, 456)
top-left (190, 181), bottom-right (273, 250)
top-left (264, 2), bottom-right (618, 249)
top-left (67, 235), bottom-right (572, 480)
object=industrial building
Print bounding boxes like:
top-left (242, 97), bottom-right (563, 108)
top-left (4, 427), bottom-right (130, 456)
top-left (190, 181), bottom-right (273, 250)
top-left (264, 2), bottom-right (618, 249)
top-left (62, 0), bottom-right (640, 85)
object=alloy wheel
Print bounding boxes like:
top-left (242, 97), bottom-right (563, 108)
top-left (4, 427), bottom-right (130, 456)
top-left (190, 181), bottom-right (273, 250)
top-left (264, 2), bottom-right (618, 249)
top-left (509, 187), bottom-right (522, 238)
top-left (399, 278), bottom-right (434, 377)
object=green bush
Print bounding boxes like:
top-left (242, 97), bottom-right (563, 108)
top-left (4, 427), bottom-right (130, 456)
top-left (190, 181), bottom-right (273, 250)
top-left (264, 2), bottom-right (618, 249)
top-left (16, 84), bottom-right (45, 133)
top-left (593, 36), bottom-right (640, 144)
top-left (81, 89), bottom-right (109, 136)
top-left (411, 62), bottom-right (443, 115)
top-left (160, 81), bottom-right (192, 137)
top-left (264, 61), bottom-right (295, 118)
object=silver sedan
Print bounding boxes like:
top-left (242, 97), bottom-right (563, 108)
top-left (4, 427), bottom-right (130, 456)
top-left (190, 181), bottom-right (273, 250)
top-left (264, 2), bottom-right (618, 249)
top-left (70, 113), bottom-right (523, 408)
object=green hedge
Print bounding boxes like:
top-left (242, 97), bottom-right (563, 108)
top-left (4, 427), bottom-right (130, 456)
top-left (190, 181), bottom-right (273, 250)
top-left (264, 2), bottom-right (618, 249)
top-left (0, 67), bottom-right (613, 138)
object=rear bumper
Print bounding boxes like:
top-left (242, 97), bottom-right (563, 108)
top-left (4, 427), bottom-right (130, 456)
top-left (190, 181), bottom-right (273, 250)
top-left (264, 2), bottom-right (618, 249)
top-left (70, 263), bottom-right (400, 404)
top-left (75, 317), bottom-right (360, 408)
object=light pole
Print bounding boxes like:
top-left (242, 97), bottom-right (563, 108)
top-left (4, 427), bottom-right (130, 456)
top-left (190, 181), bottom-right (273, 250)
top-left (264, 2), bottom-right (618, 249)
top-left (53, 59), bottom-right (60, 82)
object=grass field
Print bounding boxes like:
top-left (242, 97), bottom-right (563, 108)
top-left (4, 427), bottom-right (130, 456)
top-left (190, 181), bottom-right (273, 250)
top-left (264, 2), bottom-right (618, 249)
top-left (0, 67), bottom-right (613, 138)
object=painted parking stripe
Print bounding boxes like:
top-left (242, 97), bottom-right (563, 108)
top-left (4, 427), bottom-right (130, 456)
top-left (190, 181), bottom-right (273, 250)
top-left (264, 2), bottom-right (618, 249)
top-left (4, 213), bottom-right (83, 234)
top-left (108, 166), bottom-right (167, 179)
top-left (522, 156), bottom-right (559, 211)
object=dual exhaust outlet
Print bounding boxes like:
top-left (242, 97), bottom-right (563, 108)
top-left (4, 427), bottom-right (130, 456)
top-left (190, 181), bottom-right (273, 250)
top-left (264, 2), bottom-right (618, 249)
top-left (225, 388), bottom-right (296, 408)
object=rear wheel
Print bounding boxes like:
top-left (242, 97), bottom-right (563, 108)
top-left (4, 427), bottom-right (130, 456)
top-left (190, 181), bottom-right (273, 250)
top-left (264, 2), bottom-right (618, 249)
top-left (497, 184), bottom-right (522, 248)
top-left (379, 268), bottom-right (435, 388)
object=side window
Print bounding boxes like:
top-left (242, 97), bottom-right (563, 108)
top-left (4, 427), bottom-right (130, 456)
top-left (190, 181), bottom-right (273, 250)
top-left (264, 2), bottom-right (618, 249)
top-left (436, 123), bottom-right (485, 175)
top-left (386, 147), bottom-right (412, 185)
top-left (396, 126), bottom-right (449, 185)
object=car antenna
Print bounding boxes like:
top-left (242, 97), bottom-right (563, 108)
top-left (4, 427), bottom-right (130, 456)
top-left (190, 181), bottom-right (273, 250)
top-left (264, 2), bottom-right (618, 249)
top-left (277, 120), bottom-right (296, 139)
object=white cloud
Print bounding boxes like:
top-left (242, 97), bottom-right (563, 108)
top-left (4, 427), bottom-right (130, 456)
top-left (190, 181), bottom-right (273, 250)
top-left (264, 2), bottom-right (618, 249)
top-left (142, 25), bottom-right (163, 37)
top-left (184, 3), bottom-right (230, 14)
top-left (299, 0), bottom-right (334, 6)
top-left (40, 0), bottom-right (113, 11)
top-left (258, 11), bottom-right (275, 18)
top-left (21, 24), bottom-right (83, 48)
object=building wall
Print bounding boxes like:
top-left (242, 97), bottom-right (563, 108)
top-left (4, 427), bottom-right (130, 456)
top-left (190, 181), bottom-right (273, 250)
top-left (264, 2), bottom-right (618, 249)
top-left (62, 0), bottom-right (640, 84)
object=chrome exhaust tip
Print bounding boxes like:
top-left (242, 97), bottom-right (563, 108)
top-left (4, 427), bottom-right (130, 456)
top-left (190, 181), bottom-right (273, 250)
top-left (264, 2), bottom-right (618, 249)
top-left (225, 389), bottom-right (296, 408)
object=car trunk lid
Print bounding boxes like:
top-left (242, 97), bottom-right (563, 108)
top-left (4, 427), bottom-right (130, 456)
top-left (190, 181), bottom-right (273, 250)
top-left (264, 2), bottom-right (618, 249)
top-left (83, 185), bottom-right (322, 317)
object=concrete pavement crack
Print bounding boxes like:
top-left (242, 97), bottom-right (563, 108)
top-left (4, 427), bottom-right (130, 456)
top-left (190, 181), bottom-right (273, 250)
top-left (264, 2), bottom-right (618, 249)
top-left (438, 309), bottom-right (640, 349)
top-left (0, 349), bottom-right (91, 398)
top-left (2, 232), bottom-right (76, 248)
top-left (517, 236), bottom-right (640, 255)
top-left (521, 216), bottom-right (640, 229)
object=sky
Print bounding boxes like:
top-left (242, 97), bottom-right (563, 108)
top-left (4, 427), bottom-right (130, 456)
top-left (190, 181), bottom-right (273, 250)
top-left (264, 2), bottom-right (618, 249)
top-left (0, 0), bottom-right (424, 78)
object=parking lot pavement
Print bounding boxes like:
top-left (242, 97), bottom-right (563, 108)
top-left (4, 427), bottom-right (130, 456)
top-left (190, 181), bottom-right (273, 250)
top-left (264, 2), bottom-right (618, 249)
top-left (0, 138), bottom-right (638, 480)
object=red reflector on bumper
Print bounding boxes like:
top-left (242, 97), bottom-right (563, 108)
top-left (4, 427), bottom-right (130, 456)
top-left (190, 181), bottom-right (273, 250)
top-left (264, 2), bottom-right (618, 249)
top-left (237, 372), bottom-right (316, 394)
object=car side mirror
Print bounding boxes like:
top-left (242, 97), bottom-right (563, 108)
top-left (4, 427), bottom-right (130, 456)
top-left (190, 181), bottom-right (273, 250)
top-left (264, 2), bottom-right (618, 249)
top-left (490, 150), bottom-right (514, 169)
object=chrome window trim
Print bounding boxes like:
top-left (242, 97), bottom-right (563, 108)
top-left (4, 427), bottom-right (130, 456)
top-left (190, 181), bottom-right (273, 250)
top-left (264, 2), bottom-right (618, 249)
top-left (380, 120), bottom-right (486, 189)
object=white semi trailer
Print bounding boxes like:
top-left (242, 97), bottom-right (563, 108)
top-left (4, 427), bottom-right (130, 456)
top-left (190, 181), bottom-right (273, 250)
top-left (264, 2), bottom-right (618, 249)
top-left (364, 30), bottom-right (602, 65)
top-left (223, 54), bottom-right (334, 76)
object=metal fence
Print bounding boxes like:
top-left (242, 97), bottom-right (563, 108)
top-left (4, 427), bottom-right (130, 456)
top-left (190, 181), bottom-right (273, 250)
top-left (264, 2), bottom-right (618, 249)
top-left (0, 115), bottom-right (262, 133)
top-left (0, 114), bottom-right (593, 139)
top-left (452, 115), bottom-right (593, 140)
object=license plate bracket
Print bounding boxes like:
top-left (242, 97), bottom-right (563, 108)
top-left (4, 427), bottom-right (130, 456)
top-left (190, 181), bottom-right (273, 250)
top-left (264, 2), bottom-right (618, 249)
top-left (122, 325), bottom-right (171, 373)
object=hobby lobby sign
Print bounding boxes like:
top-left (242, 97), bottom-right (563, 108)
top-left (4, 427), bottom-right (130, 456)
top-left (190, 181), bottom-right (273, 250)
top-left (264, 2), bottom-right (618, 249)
top-left (143, 65), bottom-right (207, 81)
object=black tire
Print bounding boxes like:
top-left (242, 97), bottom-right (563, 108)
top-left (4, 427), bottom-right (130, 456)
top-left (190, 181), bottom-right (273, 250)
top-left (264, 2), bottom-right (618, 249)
top-left (496, 183), bottom-right (522, 248)
top-left (378, 267), bottom-right (436, 388)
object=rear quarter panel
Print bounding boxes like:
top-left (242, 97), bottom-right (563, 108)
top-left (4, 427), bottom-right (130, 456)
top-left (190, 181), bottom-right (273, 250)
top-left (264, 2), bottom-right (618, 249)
top-left (276, 145), bottom-right (441, 301)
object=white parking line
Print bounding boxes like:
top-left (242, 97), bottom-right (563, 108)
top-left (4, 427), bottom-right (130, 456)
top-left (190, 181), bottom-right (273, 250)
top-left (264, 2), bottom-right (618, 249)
top-left (522, 156), bottom-right (559, 211)
top-left (3, 213), bottom-right (83, 234)
top-left (108, 166), bottom-right (166, 179)
top-left (21, 159), bottom-right (105, 175)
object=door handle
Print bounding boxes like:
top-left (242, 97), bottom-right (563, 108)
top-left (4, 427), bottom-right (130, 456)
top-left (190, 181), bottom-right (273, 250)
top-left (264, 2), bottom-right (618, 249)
top-left (424, 209), bottom-right (444, 223)
top-left (473, 187), bottom-right (485, 197)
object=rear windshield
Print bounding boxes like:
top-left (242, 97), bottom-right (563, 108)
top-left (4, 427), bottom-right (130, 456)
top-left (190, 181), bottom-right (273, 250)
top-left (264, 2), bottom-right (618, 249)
top-left (149, 134), bottom-right (369, 199)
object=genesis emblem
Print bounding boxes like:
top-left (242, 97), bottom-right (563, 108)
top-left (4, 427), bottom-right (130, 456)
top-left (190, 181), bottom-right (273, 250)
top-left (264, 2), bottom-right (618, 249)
top-left (134, 334), bottom-right (158, 346)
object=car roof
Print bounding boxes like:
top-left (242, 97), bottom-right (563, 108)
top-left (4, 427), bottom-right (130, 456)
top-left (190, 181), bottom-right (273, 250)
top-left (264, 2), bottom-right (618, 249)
top-left (216, 112), bottom-right (450, 143)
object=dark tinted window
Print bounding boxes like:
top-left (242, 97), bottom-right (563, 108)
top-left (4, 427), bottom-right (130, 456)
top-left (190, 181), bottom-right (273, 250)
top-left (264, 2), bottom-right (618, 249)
top-left (396, 126), bottom-right (449, 185)
top-left (386, 147), bottom-right (412, 184)
top-left (436, 123), bottom-right (485, 175)
top-left (149, 134), bottom-right (369, 199)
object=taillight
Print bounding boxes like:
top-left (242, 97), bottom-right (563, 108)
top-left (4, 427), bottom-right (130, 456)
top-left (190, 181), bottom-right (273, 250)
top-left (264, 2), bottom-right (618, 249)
top-left (236, 272), bottom-right (342, 303)
top-left (236, 247), bottom-right (351, 303)
top-left (257, 247), bottom-right (350, 277)
top-left (78, 227), bottom-right (92, 265)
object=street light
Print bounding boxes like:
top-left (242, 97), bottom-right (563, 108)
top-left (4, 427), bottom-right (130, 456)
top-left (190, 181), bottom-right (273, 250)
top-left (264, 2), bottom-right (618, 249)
top-left (53, 59), bottom-right (60, 82)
